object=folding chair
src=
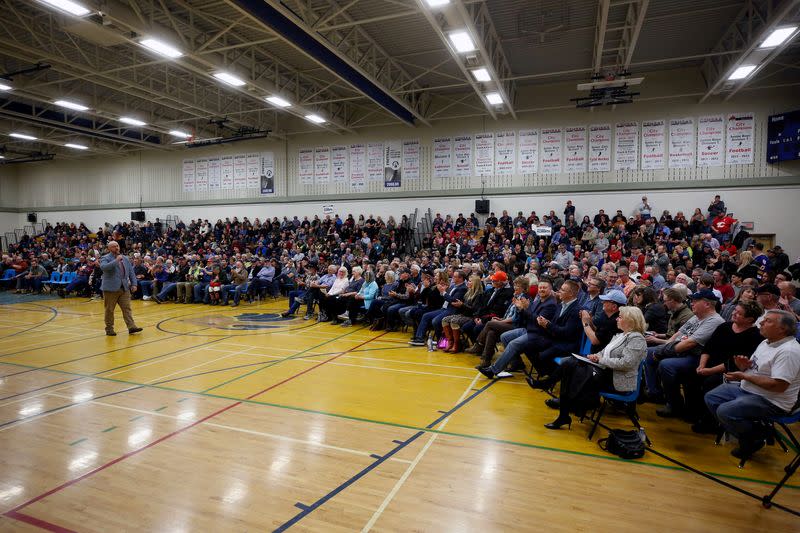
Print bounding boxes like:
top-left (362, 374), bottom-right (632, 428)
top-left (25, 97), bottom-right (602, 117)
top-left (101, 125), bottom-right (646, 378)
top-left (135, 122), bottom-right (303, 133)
top-left (0, 269), bottom-right (17, 289)
top-left (587, 360), bottom-right (647, 442)
top-left (762, 410), bottom-right (800, 508)
top-left (42, 271), bottom-right (61, 292)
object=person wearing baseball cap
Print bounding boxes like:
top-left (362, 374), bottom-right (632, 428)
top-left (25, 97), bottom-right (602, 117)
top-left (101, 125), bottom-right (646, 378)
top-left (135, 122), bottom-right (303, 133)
top-left (644, 288), bottom-right (725, 417)
top-left (574, 289), bottom-right (626, 353)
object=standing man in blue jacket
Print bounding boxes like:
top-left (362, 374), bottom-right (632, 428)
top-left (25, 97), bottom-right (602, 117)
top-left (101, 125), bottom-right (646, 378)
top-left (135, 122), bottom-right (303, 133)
top-left (100, 241), bottom-right (142, 336)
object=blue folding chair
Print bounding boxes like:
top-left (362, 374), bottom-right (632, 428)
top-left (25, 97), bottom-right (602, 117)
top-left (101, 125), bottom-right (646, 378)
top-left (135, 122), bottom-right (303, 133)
top-left (1, 268), bottom-right (17, 288)
top-left (587, 359), bottom-right (647, 442)
top-left (762, 410), bottom-right (800, 508)
top-left (553, 334), bottom-right (592, 366)
top-left (42, 271), bottom-right (61, 292)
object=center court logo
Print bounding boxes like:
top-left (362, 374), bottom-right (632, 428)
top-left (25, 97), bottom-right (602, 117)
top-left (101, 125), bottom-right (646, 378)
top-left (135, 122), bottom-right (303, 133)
top-left (182, 312), bottom-right (293, 330)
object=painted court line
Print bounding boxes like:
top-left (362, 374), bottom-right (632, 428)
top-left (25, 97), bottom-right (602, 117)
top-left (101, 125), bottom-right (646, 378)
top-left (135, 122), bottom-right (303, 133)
top-left (47, 393), bottom-right (413, 464)
top-left (3, 330), bottom-right (391, 531)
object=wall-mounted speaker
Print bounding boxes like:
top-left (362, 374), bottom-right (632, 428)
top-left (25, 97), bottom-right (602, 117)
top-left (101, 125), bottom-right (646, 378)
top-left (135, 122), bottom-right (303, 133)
top-left (131, 211), bottom-right (146, 222)
top-left (27, 212), bottom-right (37, 223)
top-left (475, 200), bottom-right (490, 214)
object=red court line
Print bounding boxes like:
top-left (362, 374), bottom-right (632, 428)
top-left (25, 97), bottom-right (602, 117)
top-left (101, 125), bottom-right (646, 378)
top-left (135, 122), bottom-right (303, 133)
top-left (3, 330), bottom-right (388, 530)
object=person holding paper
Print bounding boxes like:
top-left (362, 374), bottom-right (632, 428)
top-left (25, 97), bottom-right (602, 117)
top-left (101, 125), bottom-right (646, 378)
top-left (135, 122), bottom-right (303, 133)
top-left (530, 306), bottom-right (648, 430)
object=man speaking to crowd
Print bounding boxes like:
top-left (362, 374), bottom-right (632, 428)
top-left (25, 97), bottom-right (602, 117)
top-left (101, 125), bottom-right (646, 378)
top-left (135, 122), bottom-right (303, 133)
top-left (100, 240), bottom-right (142, 336)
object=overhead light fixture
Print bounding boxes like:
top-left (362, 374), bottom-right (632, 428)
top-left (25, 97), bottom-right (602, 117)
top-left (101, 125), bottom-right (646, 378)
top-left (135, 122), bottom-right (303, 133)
top-left (9, 133), bottom-right (37, 140)
top-left (265, 96), bottom-right (291, 108)
top-left (449, 31), bottom-right (476, 53)
top-left (485, 92), bottom-right (503, 105)
top-left (65, 143), bottom-right (88, 150)
top-left (0, 82), bottom-right (11, 91)
top-left (39, 0), bottom-right (90, 16)
top-left (140, 38), bottom-right (183, 59)
top-left (0, 155), bottom-right (5, 159)
top-left (169, 130), bottom-right (191, 138)
top-left (120, 116), bottom-right (146, 126)
top-left (425, 0), bottom-right (450, 6)
top-left (470, 68), bottom-right (491, 82)
top-left (54, 99), bottom-right (89, 111)
top-left (305, 114), bottom-right (325, 124)
top-left (213, 72), bottom-right (246, 87)
top-left (760, 26), bottom-right (798, 48)
top-left (728, 65), bottom-right (757, 80)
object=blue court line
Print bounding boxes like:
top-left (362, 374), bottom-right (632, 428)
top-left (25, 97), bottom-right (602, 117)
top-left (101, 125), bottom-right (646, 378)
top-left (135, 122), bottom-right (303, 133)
top-left (274, 379), bottom-right (498, 532)
top-left (0, 305), bottom-right (58, 340)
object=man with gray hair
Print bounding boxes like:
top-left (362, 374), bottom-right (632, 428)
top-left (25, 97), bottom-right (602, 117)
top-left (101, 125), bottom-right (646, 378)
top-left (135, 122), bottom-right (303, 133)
top-left (100, 240), bottom-right (141, 336)
top-left (705, 310), bottom-right (800, 460)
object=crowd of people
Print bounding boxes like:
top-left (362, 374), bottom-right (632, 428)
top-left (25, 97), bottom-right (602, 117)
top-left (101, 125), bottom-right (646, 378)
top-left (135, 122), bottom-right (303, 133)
top-left (2, 194), bottom-right (800, 461)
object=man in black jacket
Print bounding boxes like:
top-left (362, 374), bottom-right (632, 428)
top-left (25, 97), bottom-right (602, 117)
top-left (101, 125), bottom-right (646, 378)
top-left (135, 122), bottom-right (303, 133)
top-left (527, 280), bottom-right (584, 376)
top-left (409, 270), bottom-right (467, 345)
top-left (460, 270), bottom-right (514, 346)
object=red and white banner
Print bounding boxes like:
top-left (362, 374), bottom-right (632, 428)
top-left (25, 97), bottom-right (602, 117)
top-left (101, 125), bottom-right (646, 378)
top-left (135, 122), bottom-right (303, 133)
top-left (697, 115), bottom-right (724, 167)
top-left (726, 112), bottom-right (754, 165)
top-left (589, 124), bottom-right (612, 172)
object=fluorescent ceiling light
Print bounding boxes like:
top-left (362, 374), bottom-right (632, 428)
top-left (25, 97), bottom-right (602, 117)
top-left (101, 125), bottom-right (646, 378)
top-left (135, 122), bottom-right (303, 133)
top-left (485, 92), bottom-right (503, 105)
top-left (120, 116), bottom-right (146, 126)
top-left (54, 99), bottom-right (89, 111)
top-left (449, 31), bottom-right (476, 53)
top-left (470, 68), bottom-right (491, 82)
top-left (213, 72), bottom-right (246, 87)
top-left (140, 38), bottom-right (183, 59)
top-left (9, 133), bottom-right (37, 140)
top-left (65, 143), bottom-right (88, 150)
top-left (728, 65), bottom-right (757, 80)
top-left (265, 96), bottom-right (291, 108)
top-left (0, 155), bottom-right (5, 159)
top-left (169, 130), bottom-right (191, 138)
top-left (40, 0), bottom-right (90, 16)
top-left (760, 26), bottom-right (798, 48)
top-left (0, 82), bottom-right (11, 91)
top-left (305, 114), bottom-right (325, 124)
top-left (425, 0), bottom-right (450, 6)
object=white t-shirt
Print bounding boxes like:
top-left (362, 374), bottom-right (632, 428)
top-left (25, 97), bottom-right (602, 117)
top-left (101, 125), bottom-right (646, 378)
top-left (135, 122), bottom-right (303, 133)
top-left (741, 337), bottom-right (800, 412)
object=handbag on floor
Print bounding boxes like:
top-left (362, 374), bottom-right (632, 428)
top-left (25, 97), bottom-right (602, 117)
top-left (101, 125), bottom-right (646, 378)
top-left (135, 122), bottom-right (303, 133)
top-left (598, 429), bottom-right (646, 460)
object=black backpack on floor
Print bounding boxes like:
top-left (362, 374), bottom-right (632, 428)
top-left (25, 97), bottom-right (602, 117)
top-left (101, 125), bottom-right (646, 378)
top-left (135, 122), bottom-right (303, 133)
top-left (598, 429), bottom-right (646, 459)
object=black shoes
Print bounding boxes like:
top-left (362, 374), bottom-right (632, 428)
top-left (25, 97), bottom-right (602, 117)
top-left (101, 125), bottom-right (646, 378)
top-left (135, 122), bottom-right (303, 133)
top-left (526, 376), bottom-right (552, 390)
top-left (106, 330), bottom-right (116, 336)
top-left (545, 398), bottom-right (560, 410)
top-left (544, 415), bottom-right (572, 430)
top-left (477, 366), bottom-right (496, 379)
top-left (128, 327), bottom-right (143, 334)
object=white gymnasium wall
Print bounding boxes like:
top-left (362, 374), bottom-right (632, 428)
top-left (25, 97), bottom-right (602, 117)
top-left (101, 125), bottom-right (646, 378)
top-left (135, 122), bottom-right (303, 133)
top-left (26, 185), bottom-right (800, 258)
top-left (12, 72), bottom-right (800, 210)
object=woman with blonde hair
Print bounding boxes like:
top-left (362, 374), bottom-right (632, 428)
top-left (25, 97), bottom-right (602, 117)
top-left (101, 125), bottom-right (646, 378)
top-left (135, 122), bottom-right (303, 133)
top-left (440, 274), bottom-right (485, 353)
top-left (736, 250), bottom-right (759, 279)
top-left (530, 306), bottom-right (648, 430)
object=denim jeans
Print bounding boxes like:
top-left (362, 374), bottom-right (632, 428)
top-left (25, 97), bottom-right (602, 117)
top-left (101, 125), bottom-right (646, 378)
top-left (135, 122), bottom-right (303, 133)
top-left (659, 355), bottom-right (700, 411)
top-left (414, 308), bottom-right (454, 339)
top-left (157, 282), bottom-right (177, 300)
top-left (705, 383), bottom-right (786, 443)
top-left (488, 331), bottom-right (548, 373)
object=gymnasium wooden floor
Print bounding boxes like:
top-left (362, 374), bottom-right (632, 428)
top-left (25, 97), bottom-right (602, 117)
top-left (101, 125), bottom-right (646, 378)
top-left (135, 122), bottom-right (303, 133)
top-left (0, 297), bottom-right (798, 532)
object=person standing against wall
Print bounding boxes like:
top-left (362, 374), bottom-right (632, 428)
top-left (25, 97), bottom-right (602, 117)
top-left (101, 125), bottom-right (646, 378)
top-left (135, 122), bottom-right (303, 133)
top-left (100, 240), bottom-right (142, 336)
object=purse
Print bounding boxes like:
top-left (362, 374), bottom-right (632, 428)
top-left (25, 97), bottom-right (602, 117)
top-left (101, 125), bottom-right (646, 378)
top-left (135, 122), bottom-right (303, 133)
top-left (598, 429), bottom-right (646, 460)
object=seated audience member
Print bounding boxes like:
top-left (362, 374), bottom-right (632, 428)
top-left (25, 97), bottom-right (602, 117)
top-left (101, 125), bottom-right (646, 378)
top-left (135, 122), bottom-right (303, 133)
top-left (408, 270), bottom-right (467, 346)
top-left (526, 280), bottom-right (584, 375)
top-left (382, 268), bottom-right (416, 330)
top-left (778, 281), bottom-right (800, 318)
top-left (688, 300), bottom-right (764, 432)
top-left (280, 263), bottom-right (317, 316)
top-left (304, 264), bottom-right (336, 319)
top-left (246, 259), bottom-right (275, 303)
top-left (399, 271), bottom-right (444, 329)
top-left (531, 306), bottom-right (648, 430)
top-left (645, 287), bottom-right (693, 345)
top-left (579, 289), bottom-right (625, 351)
top-left (468, 276), bottom-right (530, 367)
top-left (582, 278), bottom-right (606, 320)
top-left (176, 258), bottom-right (201, 304)
top-left (342, 270), bottom-right (378, 326)
top-left (153, 256), bottom-right (189, 303)
top-left (755, 284), bottom-right (790, 325)
top-left (18, 258), bottom-right (48, 293)
top-left (644, 289), bottom-right (725, 417)
top-left (720, 285), bottom-right (756, 321)
top-left (631, 286), bottom-right (668, 334)
top-left (476, 279), bottom-right (558, 379)
top-left (440, 274), bottom-right (485, 352)
top-left (222, 260), bottom-right (250, 307)
top-left (364, 270), bottom-right (399, 327)
top-left (705, 310), bottom-right (800, 459)
top-left (459, 271), bottom-right (513, 346)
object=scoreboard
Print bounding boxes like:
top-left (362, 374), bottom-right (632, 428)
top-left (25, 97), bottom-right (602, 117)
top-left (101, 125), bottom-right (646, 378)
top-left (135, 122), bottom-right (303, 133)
top-left (767, 110), bottom-right (800, 163)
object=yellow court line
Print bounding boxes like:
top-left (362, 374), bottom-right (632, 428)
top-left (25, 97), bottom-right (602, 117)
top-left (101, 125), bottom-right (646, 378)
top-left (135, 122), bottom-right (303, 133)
top-left (362, 373), bottom-right (483, 531)
top-left (47, 392), bottom-right (413, 464)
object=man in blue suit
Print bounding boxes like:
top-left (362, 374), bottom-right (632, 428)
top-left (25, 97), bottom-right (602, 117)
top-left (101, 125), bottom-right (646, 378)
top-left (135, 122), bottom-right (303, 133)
top-left (478, 279), bottom-right (559, 378)
top-left (527, 279), bottom-right (584, 376)
top-left (100, 241), bottom-right (142, 336)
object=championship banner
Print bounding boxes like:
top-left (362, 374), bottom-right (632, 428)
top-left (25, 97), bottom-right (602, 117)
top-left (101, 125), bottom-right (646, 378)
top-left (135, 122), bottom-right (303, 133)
top-left (367, 142), bottom-right (384, 181)
top-left (246, 153), bottom-right (260, 188)
top-left (614, 122), bottom-right (638, 171)
top-left (314, 146), bottom-right (330, 184)
top-left (233, 154), bottom-right (247, 189)
top-left (402, 139), bottom-right (420, 180)
top-left (641, 120), bottom-right (665, 170)
top-left (195, 158), bottom-right (209, 191)
top-left (331, 145), bottom-right (348, 183)
top-left (208, 157), bottom-right (221, 190)
top-left (298, 149), bottom-right (314, 185)
top-left (474, 132), bottom-right (494, 178)
top-left (588, 124), bottom-right (611, 172)
top-left (726, 112), bottom-right (754, 165)
top-left (349, 143), bottom-right (366, 191)
top-left (668, 118), bottom-right (695, 169)
top-left (221, 155), bottom-right (234, 189)
top-left (564, 126), bottom-right (587, 173)
top-left (494, 131), bottom-right (516, 176)
top-left (384, 140), bottom-right (402, 188)
top-left (540, 128), bottom-right (562, 174)
top-left (453, 135), bottom-right (472, 178)
top-left (518, 129), bottom-right (539, 174)
top-left (260, 152), bottom-right (275, 195)
top-left (697, 115), bottom-right (724, 167)
top-left (182, 159), bottom-right (195, 192)
top-left (433, 137), bottom-right (452, 178)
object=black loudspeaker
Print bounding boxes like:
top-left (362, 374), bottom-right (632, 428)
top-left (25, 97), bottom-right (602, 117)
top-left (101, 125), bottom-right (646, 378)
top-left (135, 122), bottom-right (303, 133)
top-left (131, 211), bottom-right (146, 222)
top-left (27, 212), bottom-right (37, 223)
top-left (475, 199), bottom-right (490, 214)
